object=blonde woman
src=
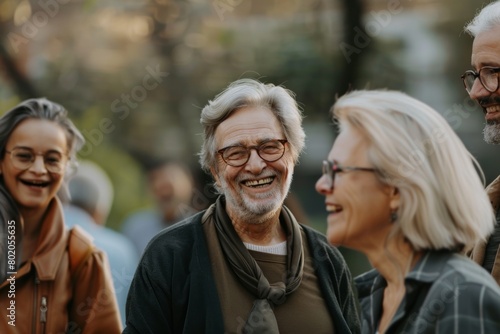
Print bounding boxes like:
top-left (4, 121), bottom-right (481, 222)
top-left (316, 90), bottom-right (500, 333)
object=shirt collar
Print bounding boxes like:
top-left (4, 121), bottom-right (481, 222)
top-left (356, 251), bottom-right (455, 332)
top-left (406, 250), bottom-right (454, 283)
top-left (486, 175), bottom-right (500, 212)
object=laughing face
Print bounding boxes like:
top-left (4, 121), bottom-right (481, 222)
top-left (315, 125), bottom-right (398, 251)
top-left (211, 106), bottom-right (293, 222)
top-left (470, 25), bottom-right (500, 144)
top-left (0, 119), bottom-right (68, 214)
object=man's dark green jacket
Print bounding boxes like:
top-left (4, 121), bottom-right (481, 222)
top-left (123, 209), bottom-right (361, 334)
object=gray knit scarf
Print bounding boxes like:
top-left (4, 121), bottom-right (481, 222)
top-left (214, 196), bottom-right (304, 333)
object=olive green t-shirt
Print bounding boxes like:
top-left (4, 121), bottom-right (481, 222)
top-left (204, 219), bottom-right (335, 334)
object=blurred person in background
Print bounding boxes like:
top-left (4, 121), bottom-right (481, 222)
top-left (0, 98), bottom-right (121, 333)
top-left (63, 159), bottom-right (139, 327)
top-left (316, 90), bottom-right (500, 333)
top-left (124, 79), bottom-right (360, 334)
top-left (120, 157), bottom-right (196, 255)
top-left (462, 0), bottom-right (500, 285)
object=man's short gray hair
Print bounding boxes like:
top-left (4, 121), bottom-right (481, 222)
top-left (198, 78), bottom-right (305, 173)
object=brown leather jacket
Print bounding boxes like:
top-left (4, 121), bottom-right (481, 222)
top-left (470, 175), bottom-right (500, 285)
top-left (0, 198), bottom-right (122, 333)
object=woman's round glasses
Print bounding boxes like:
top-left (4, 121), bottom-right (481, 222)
top-left (218, 139), bottom-right (287, 167)
top-left (461, 66), bottom-right (500, 93)
top-left (5, 147), bottom-right (68, 174)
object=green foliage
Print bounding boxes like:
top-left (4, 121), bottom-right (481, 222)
top-left (0, 0), bottom-right (498, 235)
top-left (73, 105), bottom-right (152, 230)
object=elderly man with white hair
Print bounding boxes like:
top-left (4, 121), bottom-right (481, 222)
top-left (462, 0), bottom-right (500, 285)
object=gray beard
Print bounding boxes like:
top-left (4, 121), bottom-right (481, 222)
top-left (483, 121), bottom-right (500, 144)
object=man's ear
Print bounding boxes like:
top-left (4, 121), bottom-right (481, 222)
top-left (210, 167), bottom-right (220, 187)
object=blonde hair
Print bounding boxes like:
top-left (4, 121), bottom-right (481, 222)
top-left (332, 90), bottom-right (495, 251)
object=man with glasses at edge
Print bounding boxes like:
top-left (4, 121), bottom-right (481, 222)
top-left (462, 0), bottom-right (500, 285)
top-left (123, 78), bottom-right (360, 334)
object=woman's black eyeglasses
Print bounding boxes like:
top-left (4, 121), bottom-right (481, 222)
top-left (321, 160), bottom-right (376, 190)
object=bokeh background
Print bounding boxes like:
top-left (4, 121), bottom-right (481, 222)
top-left (1, 0), bottom-right (498, 275)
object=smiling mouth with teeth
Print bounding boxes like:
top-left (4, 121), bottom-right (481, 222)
top-left (243, 177), bottom-right (275, 188)
top-left (21, 180), bottom-right (50, 188)
top-left (326, 205), bottom-right (343, 214)
top-left (485, 105), bottom-right (500, 113)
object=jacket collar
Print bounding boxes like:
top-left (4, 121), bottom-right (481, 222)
top-left (355, 251), bottom-right (454, 332)
top-left (12, 198), bottom-right (67, 282)
top-left (487, 175), bottom-right (500, 213)
top-left (470, 176), bottom-right (500, 266)
top-left (355, 251), bottom-right (454, 290)
top-left (405, 251), bottom-right (454, 283)
top-left (32, 197), bottom-right (68, 280)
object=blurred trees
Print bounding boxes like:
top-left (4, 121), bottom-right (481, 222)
top-left (0, 0), bottom-right (496, 241)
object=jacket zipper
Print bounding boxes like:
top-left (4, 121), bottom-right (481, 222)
top-left (32, 276), bottom-right (40, 334)
top-left (32, 276), bottom-right (47, 334)
top-left (40, 296), bottom-right (47, 333)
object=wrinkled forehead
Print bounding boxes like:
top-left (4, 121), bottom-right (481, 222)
top-left (215, 106), bottom-right (284, 147)
top-left (7, 118), bottom-right (68, 153)
top-left (471, 25), bottom-right (500, 67)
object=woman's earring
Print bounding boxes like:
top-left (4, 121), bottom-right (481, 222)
top-left (390, 211), bottom-right (398, 223)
